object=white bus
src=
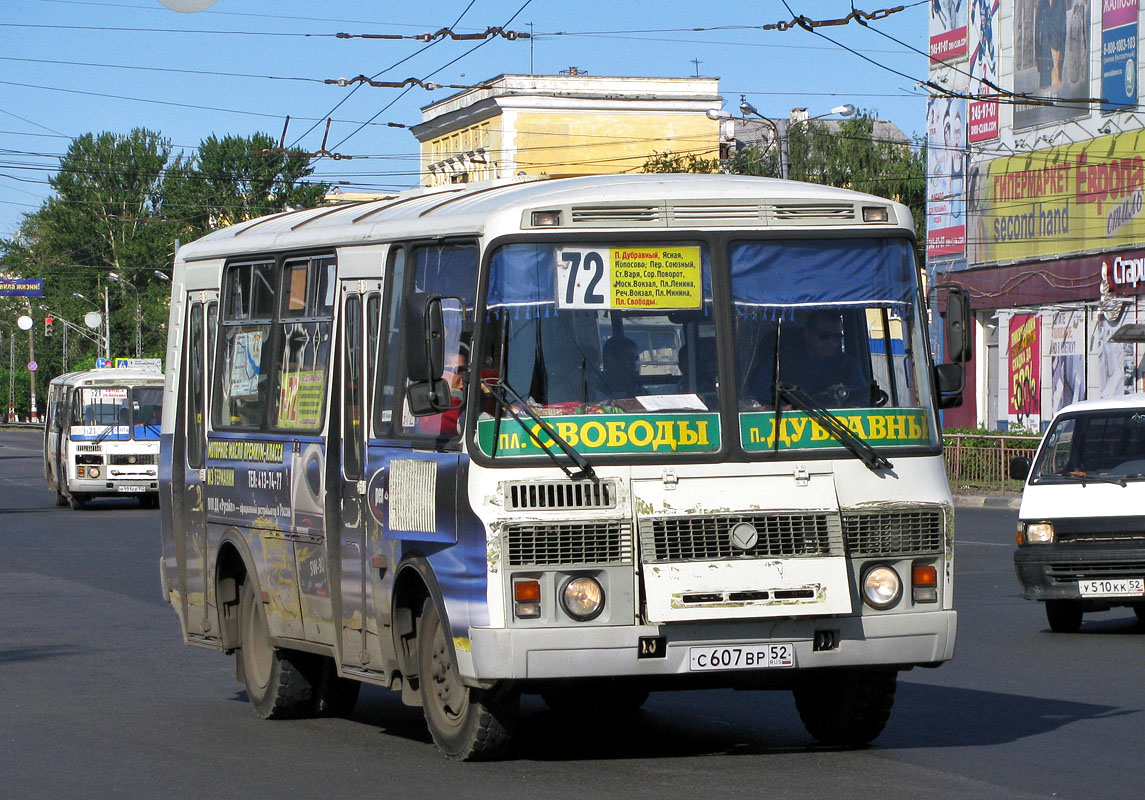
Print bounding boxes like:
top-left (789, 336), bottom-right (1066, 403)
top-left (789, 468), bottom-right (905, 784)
top-left (160, 174), bottom-right (966, 760)
top-left (44, 366), bottom-right (164, 509)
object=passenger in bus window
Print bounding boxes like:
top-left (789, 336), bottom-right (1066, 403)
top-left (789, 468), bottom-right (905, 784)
top-left (677, 338), bottom-right (718, 395)
top-left (600, 335), bottom-right (643, 399)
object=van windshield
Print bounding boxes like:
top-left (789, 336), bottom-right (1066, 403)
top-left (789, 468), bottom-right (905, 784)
top-left (1031, 410), bottom-right (1145, 482)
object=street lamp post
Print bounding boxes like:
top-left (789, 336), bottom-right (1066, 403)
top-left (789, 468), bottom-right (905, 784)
top-left (108, 271), bottom-right (141, 358)
top-left (73, 292), bottom-right (110, 361)
top-left (738, 96), bottom-right (856, 180)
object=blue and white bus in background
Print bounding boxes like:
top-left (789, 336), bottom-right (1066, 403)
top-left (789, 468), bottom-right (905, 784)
top-left (44, 365), bottom-right (164, 509)
top-left (159, 174), bottom-right (965, 760)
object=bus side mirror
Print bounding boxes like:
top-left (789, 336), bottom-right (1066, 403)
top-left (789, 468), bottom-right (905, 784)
top-left (1009, 456), bottom-right (1031, 481)
top-left (403, 292), bottom-right (452, 415)
top-left (934, 363), bottom-right (964, 409)
top-left (944, 287), bottom-right (972, 364)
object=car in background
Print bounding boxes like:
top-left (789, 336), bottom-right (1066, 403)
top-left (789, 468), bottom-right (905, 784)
top-left (1011, 394), bottom-right (1145, 632)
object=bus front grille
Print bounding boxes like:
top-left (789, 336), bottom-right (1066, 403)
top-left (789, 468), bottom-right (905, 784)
top-left (504, 479), bottom-right (617, 511)
top-left (503, 521), bottom-right (632, 567)
top-left (639, 513), bottom-right (840, 563)
top-left (109, 453), bottom-right (157, 466)
top-left (842, 509), bottom-right (945, 557)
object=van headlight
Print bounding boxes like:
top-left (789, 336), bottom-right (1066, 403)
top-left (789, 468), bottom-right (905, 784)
top-left (861, 565), bottom-right (902, 610)
top-left (561, 576), bottom-right (604, 621)
top-left (1019, 522), bottom-right (1054, 545)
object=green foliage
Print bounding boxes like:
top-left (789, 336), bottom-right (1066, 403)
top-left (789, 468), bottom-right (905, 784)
top-left (642, 111), bottom-right (927, 254)
top-left (641, 151), bottom-right (721, 174)
top-left (0, 128), bottom-right (328, 417)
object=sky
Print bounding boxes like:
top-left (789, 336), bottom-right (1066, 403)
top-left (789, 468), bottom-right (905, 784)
top-left (0, 0), bottom-right (934, 240)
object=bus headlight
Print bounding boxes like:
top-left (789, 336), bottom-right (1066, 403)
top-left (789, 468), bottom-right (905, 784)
top-left (561, 576), bottom-right (604, 621)
top-left (88, 466), bottom-right (101, 479)
top-left (861, 565), bottom-right (902, 610)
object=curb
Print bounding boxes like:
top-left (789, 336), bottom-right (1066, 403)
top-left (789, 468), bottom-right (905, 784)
top-left (953, 494), bottom-right (1022, 510)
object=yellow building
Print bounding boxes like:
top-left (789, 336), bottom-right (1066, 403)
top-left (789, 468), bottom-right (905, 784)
top-left (411, 72), bottom-right (724, 186)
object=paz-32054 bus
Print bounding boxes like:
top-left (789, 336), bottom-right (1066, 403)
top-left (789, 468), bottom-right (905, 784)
top-left (159, 174), bottom-right (964, 760)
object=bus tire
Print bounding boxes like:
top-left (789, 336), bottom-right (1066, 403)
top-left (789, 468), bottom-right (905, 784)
top-left (238, 579), bottom-right (315, 719)
top-left (793, 668), bottom-right (897, 747)
top-left (418, 597), bottom-right (517, 760)
top-left (68, 492), bottom-right (86, 510)
top-left (55, 489), bottom-right (68, 507)
top-left (1045, 600), bottom-right (1083, 633)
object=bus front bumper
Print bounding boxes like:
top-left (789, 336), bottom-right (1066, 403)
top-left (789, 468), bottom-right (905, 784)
top-left (464, 610), bottom-right (956, 682)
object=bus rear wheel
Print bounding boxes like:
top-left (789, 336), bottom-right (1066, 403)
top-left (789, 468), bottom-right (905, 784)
top-left (418, 597), bottom-right (517, 760)
top-left (238, 579), bottom-right (315, 719)
top-left (793, 668), bottom-right (897, 747)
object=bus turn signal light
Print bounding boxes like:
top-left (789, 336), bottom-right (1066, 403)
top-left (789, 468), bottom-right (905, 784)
top-left (513, 578), bottom-right (541, 619)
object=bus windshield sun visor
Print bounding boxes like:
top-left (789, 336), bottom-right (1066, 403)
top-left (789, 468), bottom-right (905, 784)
top-left (775, 383), bottom-right (892, 473)
top-left (481, 377), bottom-right (599, 484)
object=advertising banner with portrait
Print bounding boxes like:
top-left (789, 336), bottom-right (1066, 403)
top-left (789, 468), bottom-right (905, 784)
top-left (1089, 302), bottom-right (1138, 398)
top-left (927, 96), bottom-right (968, 259)
top-left (931, 0), bottom-right (969, 61)
top-left (976, 130), bottom-right (1145, 264)
top-left (1101, 0), bottom-right (1138, 111)
top-left (1009, 313), bottom-right (1042, 429)
top-left (968, 0), bottom-right (1001, 142)
top-left (1012, 0), bottom-right (1092, 128)
top-left (1049, 307), bottom-right (1086, 412)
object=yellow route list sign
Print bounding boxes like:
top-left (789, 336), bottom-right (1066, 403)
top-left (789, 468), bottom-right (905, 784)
top-left (610, 246), bottom-right (702, 309)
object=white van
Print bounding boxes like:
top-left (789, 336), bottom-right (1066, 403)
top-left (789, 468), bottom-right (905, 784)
top-left (1011, 394), bottom-right (1145, 632)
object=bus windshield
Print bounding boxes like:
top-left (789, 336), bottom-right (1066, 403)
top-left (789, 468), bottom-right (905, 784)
top-left (75, 385), bottom-right (163, 440)
top-left (476, 237), bottom-right (937, 460)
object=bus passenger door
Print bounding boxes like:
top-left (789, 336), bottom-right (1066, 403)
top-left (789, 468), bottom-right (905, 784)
top-left (181, 296), bottom-right (215, 638)
top-left (337, 282), bottom-right (380, 667)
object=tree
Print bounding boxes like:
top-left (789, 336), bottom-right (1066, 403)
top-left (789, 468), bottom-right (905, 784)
top-left (0, 129), bottom-right (328, 408)
top-left (642, 111), bottom-right (927, 248)
top-left (164, 133), bottom-right (328, 241)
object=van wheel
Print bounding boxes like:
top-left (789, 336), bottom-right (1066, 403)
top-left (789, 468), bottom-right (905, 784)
top-left (418, 597), bottom-right (517, 760)
top-left (1046, 600), bottom-right (1083, 633)
top-left (1134, 605), bottom-right (1145, 625)
top-left (68, 492), bottom-right (86, 510)
top-left (793, 668), bottom-right (897, 747)
top-left (238, 580), bottom-right (315, 718)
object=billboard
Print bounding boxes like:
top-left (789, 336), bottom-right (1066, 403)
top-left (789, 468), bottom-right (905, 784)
top-left (976, 129), bottom-right (1145, 263)
top-left (1101, 0), bottom-right (1138, 111)
top-left (968, 0), bottom-right (1001, 142)
top-left (1008, 312), bottom-right (1041, 429)
top-left (0, 279), bottom-right (43, 297)
top-left (1012, 0), bottom-right (1092, 128)
top-left (931, 0), bottom-right (969, 61)
top-left (927, 96), bottom-right (968, 259)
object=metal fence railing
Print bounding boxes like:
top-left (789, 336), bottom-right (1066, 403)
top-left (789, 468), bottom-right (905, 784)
top-left (943, 433), bottom-right (1040, 493)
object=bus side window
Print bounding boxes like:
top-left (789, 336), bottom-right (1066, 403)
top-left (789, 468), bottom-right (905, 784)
top-left (399, 242), bottom-right (478, 440)
top-left (375, 247), bottom-right (408, 438)
top-left (343, 293), bottom-right (364, 479)
top-left (214, 261), bottom-right (275, 430)
top-left (187, 302), bottom-right (205, 469)
top-left (272, 255), bottom-right (335, 432)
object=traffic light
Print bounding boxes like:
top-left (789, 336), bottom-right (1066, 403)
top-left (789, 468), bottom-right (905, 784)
top-left (44, 316), bottom-right (53, 338)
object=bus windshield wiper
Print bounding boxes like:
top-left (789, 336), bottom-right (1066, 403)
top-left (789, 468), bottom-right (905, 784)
top-left (1052, 471), bottom-right (1127, 487)
top-left (481, 378), bottom-right (599, 484)
top-left (776, 383), bottom-right (892, 473)
top-left (93, 423), bottom-right (117, 444)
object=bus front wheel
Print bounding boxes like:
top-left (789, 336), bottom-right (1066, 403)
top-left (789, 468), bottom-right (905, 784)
top-left (68, 492), bottom-right (86, 510)
top-left (238, 579), bottom-right (315, 719)
top-left (418, 597), bottom-right (517, 760)
top-left (793, 668), bottom-right (897, 747)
